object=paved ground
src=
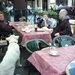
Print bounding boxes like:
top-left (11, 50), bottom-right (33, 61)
top-left (14, 46), bottom-right (40, 75)
top-left (0, 45), bottom-right (40, 75)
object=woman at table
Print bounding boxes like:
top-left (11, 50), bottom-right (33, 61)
top-left (51, 9), bottom-right (72, 39)
top-left (36, 13), bottom-right (57, 29)
top-left (36, 13), bottom-right (57, 34)
top-left (0, 11), bottom-right (13, 39)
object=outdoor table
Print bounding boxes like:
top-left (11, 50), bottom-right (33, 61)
top-left (28, 45), bottom-right (75, 75)
top-left (11, 22), bottom-right (52, 45)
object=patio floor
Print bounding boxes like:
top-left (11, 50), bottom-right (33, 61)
top-left (0, 46), bottom-right (40, 75)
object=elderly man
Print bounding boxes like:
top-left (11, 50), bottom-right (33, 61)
top-left (0, 11), bottom-right (13, 39)
top-left (51, 9), bottom-right (72, 39)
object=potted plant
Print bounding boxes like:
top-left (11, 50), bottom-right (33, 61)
top-left (19, 16), bottom-right (26, 21)
top-left (47, 10), bottom-right (58, 19)
top-left (34, 9), bottom-right (58, 19)
top-left (34, 9), bottom-right (44, 15)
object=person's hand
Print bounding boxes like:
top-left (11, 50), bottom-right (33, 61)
top-left (48, 29), bottom-right (53, 33)
top-left (42, 18), bottom-right (46, 21)
top-left (42, 18), bottom-right (48, 27)
top-left (55, 33), bottom-right (60, 36)
top-left (9, 22), bottom-right (13, 26)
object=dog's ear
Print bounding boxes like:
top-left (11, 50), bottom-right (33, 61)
top-left (6, 35), bottom-right (19, 41)
top-left (15, 36), bottom-right (19, 40)
top-left (6, 37), bottom-right (10, 41)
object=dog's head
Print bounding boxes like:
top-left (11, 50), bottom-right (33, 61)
top-left (6, 35), bottom-right (19, 44)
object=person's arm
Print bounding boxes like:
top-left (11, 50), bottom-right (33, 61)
top-left (59, 22), bottom-right (71, 35)
top-left (54, 25), bottom-right (71, 36)
top-left (36, 17), bottom-right (43, 28)
top-left (44, 18), bottom-right (52, 28)
top-left (2, 22), bottom-right (13, 34)
top-left (43, 18), bottom-right (48, 27)
top-left (55, 33), bottom-right (60, 36)
top-left (36, 17), bottom-right (42, 24)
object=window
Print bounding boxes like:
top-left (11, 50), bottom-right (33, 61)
top-left (56, 0), bottom-right (68, 6)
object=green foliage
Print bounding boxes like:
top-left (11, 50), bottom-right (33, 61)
top-left (34, 9), bottom-right (44, 15)
top-left (19, 16), bottom-right (26, 21)
top-left (34, 9), bottom-right (57, 16)
top-left (47, 10), bottom-right (57, 16)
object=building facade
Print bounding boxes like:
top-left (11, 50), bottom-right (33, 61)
top-left (34, 0), bottom-right (75, 9)
top-left (2, 0), bottom-right (75, 9)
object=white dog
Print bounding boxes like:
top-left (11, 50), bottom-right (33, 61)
top-left (0, 35), bottom-right (21, 75)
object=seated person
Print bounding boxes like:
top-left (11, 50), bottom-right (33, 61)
top-left (0, 11), bottom-right (13, 39)
top-left (51, 9), bottom-right (72, 39)
top-left (36, 13), bottom-right (52, 28)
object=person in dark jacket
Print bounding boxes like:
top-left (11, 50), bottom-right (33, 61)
top-left (51, 9), bottom-right (72, 39)
top-left (0, 11), bottom-right (13, 38)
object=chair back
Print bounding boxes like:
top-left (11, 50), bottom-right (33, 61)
top-left (23, 39), bottom-right (50, 54)
top-left (66, 60), bottom-right (75, 75)
top-left (52, 35), bottom-right (75, 47)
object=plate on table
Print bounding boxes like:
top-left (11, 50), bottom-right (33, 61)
top-left (21, 28), bottom-right (31, 33)
top-left (37, 27), bottom-right (48, 32)
top-left (25, 30), bottom-right (31, 33)
top-left (49, 50), bottom-right (60, 56)
top-left (37, 29), bottom-right (45, 32)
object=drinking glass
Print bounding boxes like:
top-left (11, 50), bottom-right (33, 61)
top-left (34, 24), bottom-right (37, 32)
